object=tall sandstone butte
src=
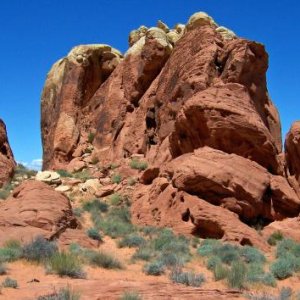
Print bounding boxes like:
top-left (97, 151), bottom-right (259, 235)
top-left (0, 119), bottom-right (15, 187)
top-left (41, 12), bottom-right (300, 248)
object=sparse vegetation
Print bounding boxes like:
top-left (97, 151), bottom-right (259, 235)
top-left (227, 260), bottom-right (247, 289)
top-left (129, 159), bottom-right (148, 170)
top-left (85, 250), bottom-right (122, 269)
top-left (119, 291), bottom-right (142, 300)
top-left (170, 268), bottom-right (205, 287)
top-left (56, 169), bottom-right (73, 178)
top-left (23, 236), bottom-right (58, 263)
top-left (86, 228), bottom-right (102, 242)
top-left (83, 198), bottom-right (108, 213)
top-left (144, 261), bottom-right (165, 276)
top-left (127, 177), bottom-right (137, 186)
top-left (37, 286), bottom-right (81, 300)
top-left (87, 132), bottom-right (95, 144)
top-left (2, 277), bottom-right (18, 288)
top-left (109, 193), bottom-right (122, 206)
top-left (73, 169), bottom-right (92, 180)
top-left (118, 234), bottom-right (145, 248)
top-left (0, 239), bottom-right (22, 262)
top-left (47, 252), bottom-right (86, 279)
top-left (111, 173), bottom-right (122, 184)
top-left (0, 183), bottom-right (13, 200)
top-left (267, 231), bottom-right (284, 246)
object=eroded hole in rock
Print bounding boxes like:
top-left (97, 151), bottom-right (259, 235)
top-left (181, 208), bottom-right (190, 222)
top-left (192, 220), bottom-right (225, 239)
top-left (240, 237), bottom-right (253, 246)
top-left (241, 215), bottom-right (272, 231)
top-left (0, 145), bottom-right (8, 156)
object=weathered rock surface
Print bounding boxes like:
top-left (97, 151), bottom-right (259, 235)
top-left (0, 180), bottom-right (79, 245)
top-left (40, 11), bottom-right (300, 244)
top-left (0, 119), bottom-right (16, 187)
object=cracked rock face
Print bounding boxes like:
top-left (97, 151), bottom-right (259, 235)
top-left (40, 11), bottom-right (300, 248)
top-left (0, 119), bottom-right (16, 187)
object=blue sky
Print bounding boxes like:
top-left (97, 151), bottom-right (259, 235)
top-left (0, 0), bottom-right (299, 169)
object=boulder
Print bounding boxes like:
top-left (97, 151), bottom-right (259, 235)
top-left (0, 119), bottom-right (16, 187)
top-left (0, 181), bottom-right (79, 245)
top-left (186, 12), bottom-right (217, 31)
top-left (35, 170), bottom-right (61, 185)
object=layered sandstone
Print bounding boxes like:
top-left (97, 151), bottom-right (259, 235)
top-left (0, 119), bottom-right (16, 187)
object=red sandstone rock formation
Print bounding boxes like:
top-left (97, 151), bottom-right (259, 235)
top-left (0, 119), bottom-right (16, 187)
top-left (0, 180), bottom-right (79, 245)
top-left (40, 12), bottom-right (300, 246)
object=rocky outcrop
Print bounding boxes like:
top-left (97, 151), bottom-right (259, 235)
top-left (41, 11), bottom-right (300, 246)
top-left (0, 119), bottom-right (16, 187)
top-left (285, 121), bottom-right (300, 196)
top-left (0, 180), bottom-right (79, 245)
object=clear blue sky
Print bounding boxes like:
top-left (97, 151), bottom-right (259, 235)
top-left (0, 0), bottom-right (299, 169)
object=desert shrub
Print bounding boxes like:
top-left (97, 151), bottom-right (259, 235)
top-left (140, 226), bottom-right (160, 236)
top-left (73, 207), bottom-right (83, 218)
top-left (2, 277), bottom-right (18, 288)
top-left (170, 268), bottom-right (205, 287)
top-left (132, 246), bottom-right (154, 262)
top-left (23, 236), bottom-right (58, 263)
top-left (279, 287), bottom-right (292, 300)
top-left (0, 263), bottom-right (7, 275)
top-left (119, 291), bottom-right (142, 300)
top-left (86, 228), bottom-right (102, 241)
top-left (73, 170), bottom-right (92, 180)
top-left (110, 193), bottom-right (122, 206)
top-left (118, 234), bottom-right (145, 248)
top-left (144, 261), bottom-right (165, 276)
top-left (267, 231), bottom-right (284, 246)
top-left (86, 250), bottom-right (122, 269)
top-left (87, 132), bottom-right (95, 143)
top-left (69, 243), bottom-right (84, 256)
top-left (206, 256), bottom-right (222, 270)
top-left (129, 159), bottom-right (148, 171)
top-left (227, 261), bottom-right (247, 289)
top-left (82, 198), bottom-right (108, 213)
top-left (240, 246), bottom-right (266, 264)
top-left (271, 257), bottom-right (295, 279)
top-left (90, 210), bottom-right (102, 230)
top-left (91, 157), bottom-right (99, 165)
top-left (246, 263), bottom-right (265, 282)
top-left (214, 244), bottom-right (240, 265)
top-left (56, 169), bottom-right (73, 178)
top-left (47, 252), bottom-right (86, 278)
top-left (191, 237), bottom-right (200, 248)
top-left (159, 252), bottom-right (184, 268)
top-left (197, 239), bottom-right (221, 257)
top-left (276, 239), bottom-right (297, 258)
top-left (37, 286), bottom-right (81, 300)
top-left (127, 177), bottom-right (137, 186)
top-left (0, 240), bottom-right (22, 262)
top-left (0, 183), bottom-right (13, 200)
top-left (213, 262), bottom-right (229, 281)
top-left (261, 273), bottom-right (277, 287)
top-left (111, 174), bottom-right (122, 184)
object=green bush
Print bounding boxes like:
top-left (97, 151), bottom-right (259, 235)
top-left (118, 234), bottom-right (145, 248)
top-left (129, 159), bottom-right (148, 170)
top-left (144, 261), bottom-right (165, 276)
top-left (276, 239), bottom-right (297, 258)
top-left (271, 257), bottom-right (295, 279)
top-left (227, 261), bottom-right (247, 289)
top-left (127, 178), bottom-right (137, 186)
top-left (87, 228), bottom-right (102, 241)
top-left (159, 253), bottom-right (184, 268)
top-left (86, 251), bottom-right (122, 269)
top-left (47, 252), bottom-right (86, 279)
top-left (82, 198), bottom-right (108, 213)
top-left (23, 236), bottom-right (58, 263)
top-left (73, 170), bottom-right (92, 180)
top-left (197, 239), bottom-right (221, 257)
top-left (0, 183), bottom-right (13, 200)
top-left (110, 193), bottom-right (122, 206)
top-left (111, 174), bottom-right (122, 184)
top-left (73, 207), bottom-right (83, 217)
top-left (170, 268), bottom-right (205, 287)
top-left (132, 246), bottom-right (154, 262)
top-left (2, 277), bottom-right (18, 288)
top-left (119, 291), bottom-right (142, 300)
top-left (88, 132), bottom-right (95, 143)
top-left (240, 246), bottom-right (266, 264)
top-left (206, 256), bottom-right (222, 271)
top-left (261, 273), bottom-right (277, 287)
top-left (213, 262), bottom-right (228, 281)
top-left (267, 231), bottom-right (284, 246)
top-left (37, 286), bottom-right (81, 300)
top-left (56, 169), bottom-right (73, 178)
top-left (0, 240), bottom-right (22, 262)
top-left (214, 244), bottom-right (240, 265)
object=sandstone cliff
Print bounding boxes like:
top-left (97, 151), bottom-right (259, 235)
top-left (0, 119), bottom-right (16, 187)
top-left (41, 12), bottom-right (300, 247)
